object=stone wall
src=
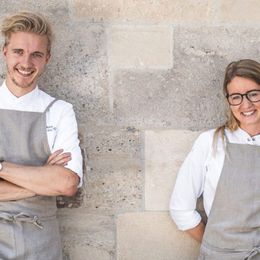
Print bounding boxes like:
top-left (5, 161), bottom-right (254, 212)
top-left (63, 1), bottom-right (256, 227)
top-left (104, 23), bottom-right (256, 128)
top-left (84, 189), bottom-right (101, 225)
top-left (1, 1), bottom-right (260, 259)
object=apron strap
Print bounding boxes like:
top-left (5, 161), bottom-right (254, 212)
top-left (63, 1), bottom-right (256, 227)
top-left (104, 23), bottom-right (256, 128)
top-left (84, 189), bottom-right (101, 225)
top-left (0, 212), bottom-right (43, 229)
top-left (43, 99), bottom-right (58, 114)
top-left (223, 129), bottom-right (230, 143)
top-left (244, 247), bottom-right (260, 260)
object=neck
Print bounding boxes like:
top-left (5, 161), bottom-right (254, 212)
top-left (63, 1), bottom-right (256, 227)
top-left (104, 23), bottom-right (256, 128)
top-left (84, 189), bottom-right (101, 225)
top-left (240, 125), bottom-right (260, 137)
top-left (5, 77), bottom-right (36, 97)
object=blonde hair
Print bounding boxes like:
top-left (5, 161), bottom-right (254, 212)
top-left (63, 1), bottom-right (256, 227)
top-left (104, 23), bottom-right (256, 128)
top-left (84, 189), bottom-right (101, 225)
top-left (1, 11), bottom-right (53, 53)
top-left (213, 59), bottom-right (260, 151)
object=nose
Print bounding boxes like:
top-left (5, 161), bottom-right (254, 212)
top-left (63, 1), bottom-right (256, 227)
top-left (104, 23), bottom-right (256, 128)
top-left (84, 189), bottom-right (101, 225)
top-left (20, 54), bottom-right (32, 68)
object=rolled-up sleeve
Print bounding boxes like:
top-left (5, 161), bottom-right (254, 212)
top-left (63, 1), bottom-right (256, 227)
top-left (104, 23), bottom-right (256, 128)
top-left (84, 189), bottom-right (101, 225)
top-left (50, 101), bottom-right (83, 187)
top-left (169, 132), bottom-right (210, 230)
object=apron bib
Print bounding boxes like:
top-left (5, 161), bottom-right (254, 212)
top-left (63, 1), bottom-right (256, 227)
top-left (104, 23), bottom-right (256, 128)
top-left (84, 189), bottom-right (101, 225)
top-left (0, 99), bottom-right (62, 260)
top-left (198, 138), bottom-right (260, 260)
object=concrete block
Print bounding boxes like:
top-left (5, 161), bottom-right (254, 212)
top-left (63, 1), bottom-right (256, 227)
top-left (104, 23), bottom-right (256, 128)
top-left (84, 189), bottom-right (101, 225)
top-left (73, 0), bottom-right (214, 23)
top-left (219, 0), bottom-right (260, 23)
top-left (58, 208), bottom-right (115, 259)
top-left (144, 130), bottom-right (200, 211)
top-left (107, 26), bottom-right (173, 69)
top-left (84, 126), bottom-right (141, 159)
top-left (117, 212), bottom-right (200, 260)
top-left (40, 22), bottom-right (111, 124)
top-left (112, 68), bottom-right (225, 129)
top-left (84, 158), bottom-right (142, 213)
top-left (0, 0), bottom-right (68, 17)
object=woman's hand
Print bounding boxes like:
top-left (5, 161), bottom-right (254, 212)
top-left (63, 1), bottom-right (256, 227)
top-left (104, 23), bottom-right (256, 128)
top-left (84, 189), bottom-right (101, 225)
top-left (186, 221), bottom-right (205, 243)
top-left (46, 149), bottom-right (71, 166)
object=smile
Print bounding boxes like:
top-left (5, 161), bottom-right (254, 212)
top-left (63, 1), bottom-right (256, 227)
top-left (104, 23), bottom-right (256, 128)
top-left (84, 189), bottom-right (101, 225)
top-left (16, 68), bottom-right (34, 77)
top-left (242, 111), bottom-right (255, 116)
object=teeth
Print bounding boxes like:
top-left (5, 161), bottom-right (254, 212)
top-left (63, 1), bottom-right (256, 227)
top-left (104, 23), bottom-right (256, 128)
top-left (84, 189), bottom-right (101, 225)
top-left (17, 69), bottom-right (33, 76)
top-left (242, 111), bottom-right (254, 116)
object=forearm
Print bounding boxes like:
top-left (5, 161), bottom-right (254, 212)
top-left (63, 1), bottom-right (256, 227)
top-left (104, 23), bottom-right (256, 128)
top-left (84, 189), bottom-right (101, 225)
top-left (185, 221), bottom-right (205, 243)
top-left (0, 179), bottom-right (36, 201)
top-left (0, 162), bottom-right (79, 197)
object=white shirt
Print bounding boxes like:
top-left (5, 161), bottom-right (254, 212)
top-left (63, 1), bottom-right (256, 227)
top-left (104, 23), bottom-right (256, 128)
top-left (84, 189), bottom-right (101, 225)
top-left (0, 81), bottom-right (83, 186)
top-left (169, 127), bottom-right (260, 231)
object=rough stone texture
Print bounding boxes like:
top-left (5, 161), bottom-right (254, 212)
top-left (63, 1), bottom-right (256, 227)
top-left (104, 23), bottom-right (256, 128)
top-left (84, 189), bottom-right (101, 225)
top-left (73, 0), bottom-right (215, 23)
top-left (117, 212), bottom-right (200, 260)
top-left (107, 26), bottom-right (173, 69)
top-left (84, 158), bottom-right (142, 214)
top-left (219, 0), bottom-right (260, 23)
top-left (145, 130), bottom-right (200, 211)
top-left (82, 127), bottom-right (143, 214)
top-left (0, 1), bottom-right (259, 259)
top-left (58, 208), bottom-right (115, 260)
top-left (41, 22), bottom-right (111, 124)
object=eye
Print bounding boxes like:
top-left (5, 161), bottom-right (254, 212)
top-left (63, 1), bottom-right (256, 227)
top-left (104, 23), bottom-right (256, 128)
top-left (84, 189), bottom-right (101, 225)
top-left (230, 94), bottom-right (241, 101)
top-left (248, 90), bottom-right (260, 101)
top-left (32, 53), bottom-right (43, 58)
top-left (13, 49), bottom-right (23, 55)
top-left (248, 90), bottom-right (260, 97)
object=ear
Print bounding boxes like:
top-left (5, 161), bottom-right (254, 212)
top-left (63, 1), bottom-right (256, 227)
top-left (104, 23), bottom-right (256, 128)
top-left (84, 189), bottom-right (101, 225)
top-left (2, 45), bottom-right (7, 57)
top-left (45, 52), bottom-right (51, 64)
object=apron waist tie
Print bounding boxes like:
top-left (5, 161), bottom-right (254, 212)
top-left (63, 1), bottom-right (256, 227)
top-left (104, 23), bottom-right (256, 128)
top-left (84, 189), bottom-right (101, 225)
top-left (0, 212), bottom-right (43, 229)
top-left (245, 247), bottom-right (260, 260)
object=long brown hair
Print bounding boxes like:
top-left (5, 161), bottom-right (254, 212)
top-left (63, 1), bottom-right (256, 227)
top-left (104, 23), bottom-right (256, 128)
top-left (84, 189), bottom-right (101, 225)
top-left (214, 59), bottom-right (260, 150)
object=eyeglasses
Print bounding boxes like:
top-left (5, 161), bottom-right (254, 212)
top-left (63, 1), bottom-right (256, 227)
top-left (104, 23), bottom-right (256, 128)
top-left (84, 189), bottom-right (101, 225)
top-left (226, 89), bottom-right (260, 106)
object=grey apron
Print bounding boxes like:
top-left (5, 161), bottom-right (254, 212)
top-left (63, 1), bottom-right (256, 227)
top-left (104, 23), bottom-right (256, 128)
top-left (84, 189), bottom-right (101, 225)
top-left (0, 99), bottom-right (62, 260)
top-left (199, 137), bottom-right (260, 260)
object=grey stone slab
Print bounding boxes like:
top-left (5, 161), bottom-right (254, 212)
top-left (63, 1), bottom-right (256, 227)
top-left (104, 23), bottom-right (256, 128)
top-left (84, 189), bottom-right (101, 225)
top-left (83, 126), bottom-right (141, 159)
top-left (40, 22), bottom-right (111, 124)
top-left (112, 67), bottom-right (225, 129)
top-left (58, 208), bottom-right (115, 260)
top-left (0, 0), bottom-right (69, 17)
top-left (84, 158), bottom-right (143, 213)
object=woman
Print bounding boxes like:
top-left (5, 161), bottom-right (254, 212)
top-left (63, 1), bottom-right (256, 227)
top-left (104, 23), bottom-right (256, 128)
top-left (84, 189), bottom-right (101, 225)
top-left (170, 59), bottom-right (260, 260)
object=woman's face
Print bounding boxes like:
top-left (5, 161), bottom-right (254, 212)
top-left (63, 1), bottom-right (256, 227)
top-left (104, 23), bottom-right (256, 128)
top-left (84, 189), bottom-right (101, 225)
top-left (227, 76), bottom-right (260, 134)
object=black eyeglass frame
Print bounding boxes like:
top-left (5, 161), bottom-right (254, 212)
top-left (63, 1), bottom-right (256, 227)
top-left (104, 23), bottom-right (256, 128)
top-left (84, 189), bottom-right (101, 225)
top-left (226, 89), bottom-right (260, 106)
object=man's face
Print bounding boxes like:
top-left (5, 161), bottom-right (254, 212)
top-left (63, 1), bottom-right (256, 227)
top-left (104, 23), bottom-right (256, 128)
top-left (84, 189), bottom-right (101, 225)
top-left (3, 31), bottom-right (50, 97)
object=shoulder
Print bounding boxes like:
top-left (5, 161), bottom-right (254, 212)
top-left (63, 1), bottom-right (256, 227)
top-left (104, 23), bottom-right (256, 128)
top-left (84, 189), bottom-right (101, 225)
top-left (38, 90), bottom-right (73, 113)
top-left (193, 129), bottom-right (216, 149)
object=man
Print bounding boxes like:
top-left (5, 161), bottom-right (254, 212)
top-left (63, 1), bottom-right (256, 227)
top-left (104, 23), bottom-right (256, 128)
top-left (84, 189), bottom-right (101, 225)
top-left (0, 11), bottom-right (83, 259)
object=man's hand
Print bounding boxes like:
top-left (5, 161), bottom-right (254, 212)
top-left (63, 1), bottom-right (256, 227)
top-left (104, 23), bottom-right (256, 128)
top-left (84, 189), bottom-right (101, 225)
top-left (0, 150), bottom-right (79, 197)
top-left (46, 149), bottom-right (71, 166)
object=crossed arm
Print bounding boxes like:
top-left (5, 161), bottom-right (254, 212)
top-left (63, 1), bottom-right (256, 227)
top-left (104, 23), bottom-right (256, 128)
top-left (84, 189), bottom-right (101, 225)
top-left (0, 149), bottom-right (79, 201)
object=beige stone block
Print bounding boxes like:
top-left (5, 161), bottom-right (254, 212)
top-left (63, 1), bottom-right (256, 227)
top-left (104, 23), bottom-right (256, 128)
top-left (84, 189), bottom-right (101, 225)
top-left (107, 26), bottom-right (173, 69)
top-left (117, 212), bottom-right (200, 260)
top-left (219, 0), bottom-right (260, 22)
top-left (145, 130), bottom-right (200, 211)
top-left (73, 0), bottom-right (214, 23)
top-left (73, 0), bottom-right (122, 21)
top-left (120, 0), bottom-right (214, 23)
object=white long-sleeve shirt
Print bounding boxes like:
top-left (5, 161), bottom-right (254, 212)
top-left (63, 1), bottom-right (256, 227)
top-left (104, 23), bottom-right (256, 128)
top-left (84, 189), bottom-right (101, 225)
top-left (169, 127), bottom-right (260, 231)
top-left (0, 81), bottom-right (83, 186)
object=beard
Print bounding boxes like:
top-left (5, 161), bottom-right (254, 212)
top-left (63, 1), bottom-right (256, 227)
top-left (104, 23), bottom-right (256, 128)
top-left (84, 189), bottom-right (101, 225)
top-left (11, 76), bottom-right (35, 89)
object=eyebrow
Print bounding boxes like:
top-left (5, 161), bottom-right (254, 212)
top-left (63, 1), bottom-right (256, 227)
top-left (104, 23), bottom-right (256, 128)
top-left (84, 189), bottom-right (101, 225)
top-left (12, 49), bottom-right (45, 56)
